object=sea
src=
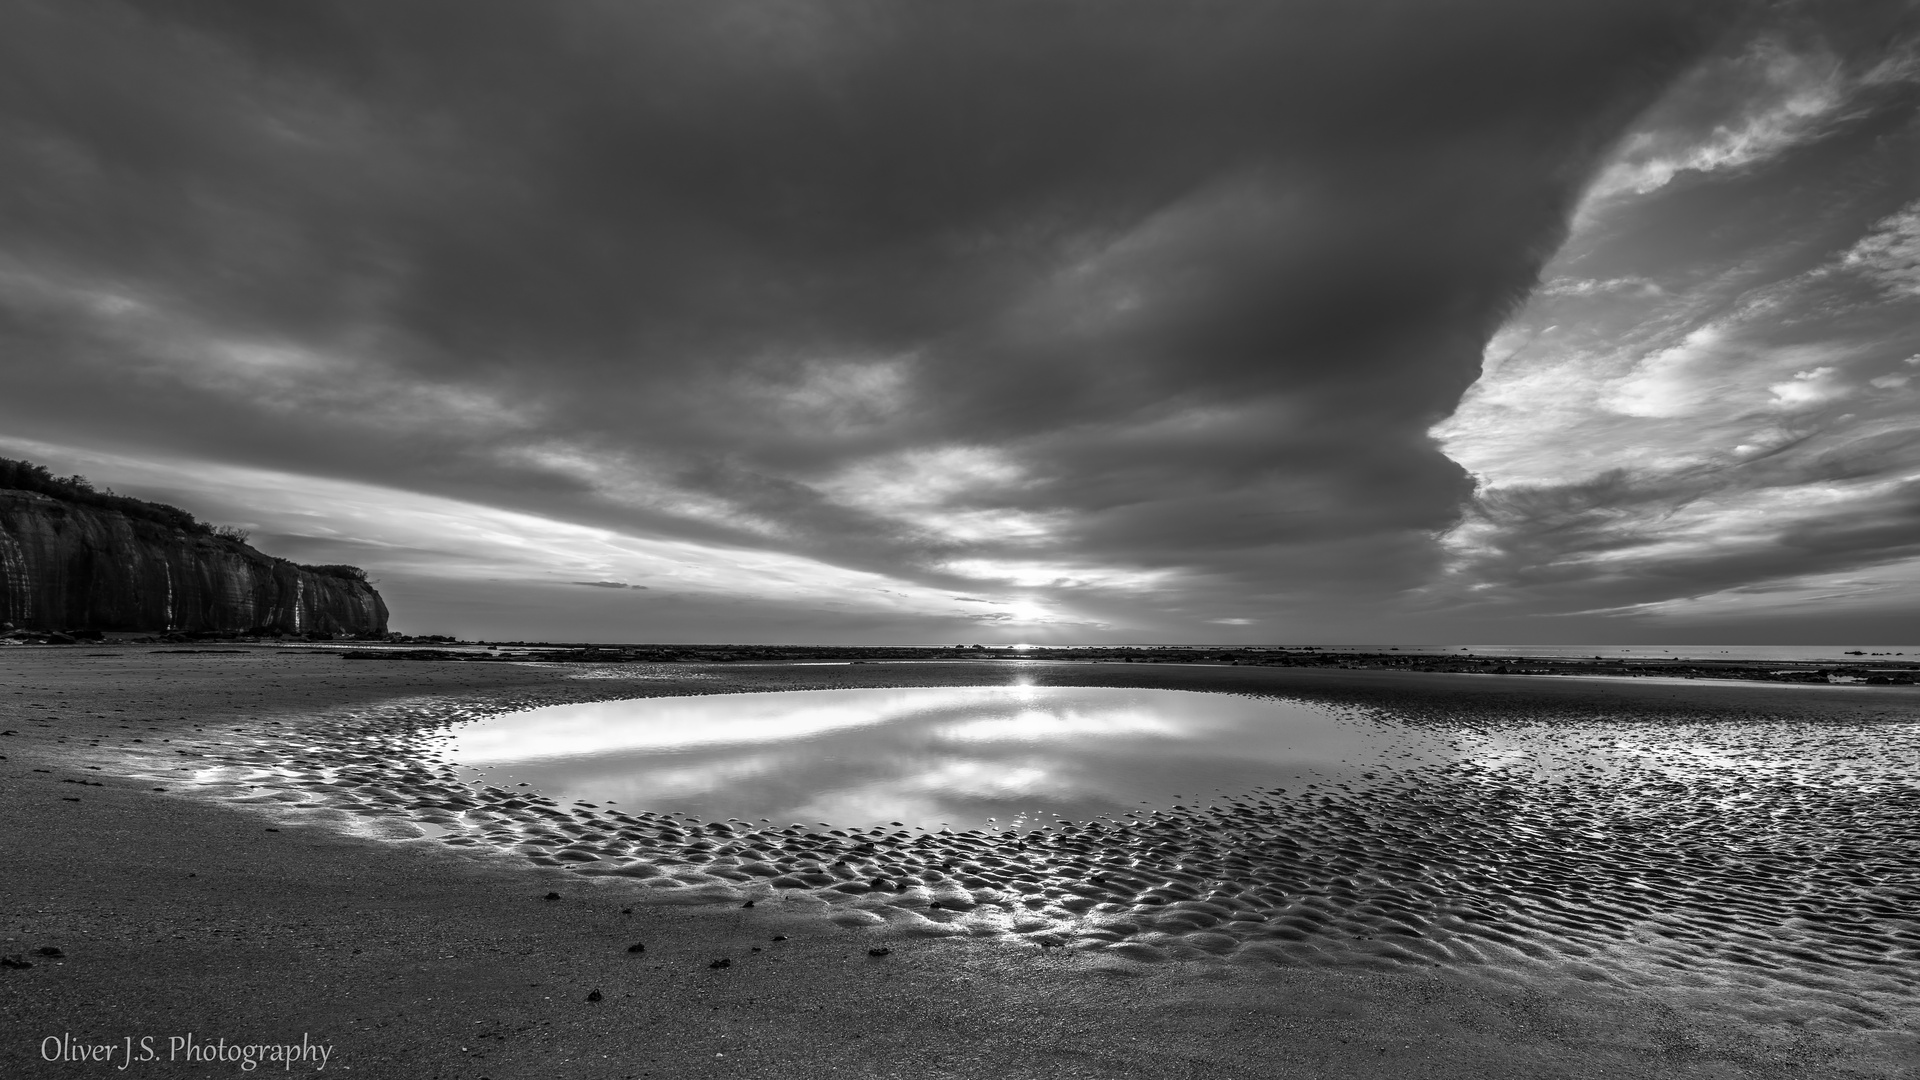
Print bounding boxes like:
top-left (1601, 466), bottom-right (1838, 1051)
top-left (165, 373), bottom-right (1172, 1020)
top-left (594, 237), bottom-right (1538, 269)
top-left (1005, 644), bottom-right (1918, 663)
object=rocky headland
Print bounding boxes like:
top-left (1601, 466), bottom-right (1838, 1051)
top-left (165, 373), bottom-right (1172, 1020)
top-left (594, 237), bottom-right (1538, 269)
top-left (0, 458), bottom-right (386, 638)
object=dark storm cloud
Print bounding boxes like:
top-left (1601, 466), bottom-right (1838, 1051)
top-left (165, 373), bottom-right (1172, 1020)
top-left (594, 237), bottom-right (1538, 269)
top-left (1477, 476), bottom-right (1920, 613)
top-left (1432, 428), bottom-right (1920, 623)
top-left (0, 0), bottom-right (1751, 634)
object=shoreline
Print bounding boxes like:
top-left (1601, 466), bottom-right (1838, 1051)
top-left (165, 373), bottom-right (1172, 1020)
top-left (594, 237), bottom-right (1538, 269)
top-left (3, 650), bottom-right (1915, 1078)
top-left (10, 634), bottom-right (1918, 688)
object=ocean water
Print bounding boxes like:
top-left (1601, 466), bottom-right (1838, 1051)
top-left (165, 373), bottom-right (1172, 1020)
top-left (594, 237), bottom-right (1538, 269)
top-left (1397, 644), bottom-right (1917, 662)
top-left (915, 644), bottom-right (1918, 662)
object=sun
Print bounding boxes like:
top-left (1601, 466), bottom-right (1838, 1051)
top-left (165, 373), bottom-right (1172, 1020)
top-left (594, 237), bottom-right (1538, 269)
top-left (998, 598), bottom-right (1054, 625)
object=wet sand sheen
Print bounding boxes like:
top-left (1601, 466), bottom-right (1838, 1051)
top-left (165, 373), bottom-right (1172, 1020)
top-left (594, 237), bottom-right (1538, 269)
top-left (111, 659), bottom-right (1920, 1044)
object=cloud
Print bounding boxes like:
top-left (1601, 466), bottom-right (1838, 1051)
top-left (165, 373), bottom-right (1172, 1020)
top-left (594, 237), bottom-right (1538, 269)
top-left (1577, 10), bottom-right (1920, 216)
top-left (9, 1), bottom-right (1912, 643)
top-left (1604, 324), bottom-right (1740, 419)
top-left (1839, 199), bottom-right (1920, 297)
top-left (1582, 40), bottom-right (1853, 204)
top-left (1428, 7), bottom-right (1920, 637)
top-left (1540, 276), bottom-right (1666, 298)
top-left (1422, 455), bottom-right (1920, 630)
top-left (1766, 366), bottom-right (1848, 410)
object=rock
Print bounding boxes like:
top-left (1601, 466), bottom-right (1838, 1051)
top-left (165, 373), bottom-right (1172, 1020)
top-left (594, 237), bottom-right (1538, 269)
top-left (543, 892), bottom-right (561, 901)
top-left (0, 486), bottom-right (386, 635)
top-left (708, 958), bottom-right (730, 969)
top-left (586, 989), bottom-right (603, 1002)
top-left (626, 942), bottom-right (646, 953)
top-left (1, 955), bottom-right (32, 969)
top-left (867, 947), bottom-right (891, 957)
top-left (34, 947), bottom-right (63, 958)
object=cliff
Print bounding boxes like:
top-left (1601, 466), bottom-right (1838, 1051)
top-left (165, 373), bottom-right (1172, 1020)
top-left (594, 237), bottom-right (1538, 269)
top-left (0, 487), bottom-right (388, 636)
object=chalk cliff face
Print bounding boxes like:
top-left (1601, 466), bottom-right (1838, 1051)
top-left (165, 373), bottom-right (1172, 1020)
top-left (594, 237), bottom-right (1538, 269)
top-left (0, 488), bottom-right (388, 635)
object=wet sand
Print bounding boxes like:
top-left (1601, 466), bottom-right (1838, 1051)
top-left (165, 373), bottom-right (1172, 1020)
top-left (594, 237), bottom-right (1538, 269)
top-left (2, 649), bottom-right (1916, 1078)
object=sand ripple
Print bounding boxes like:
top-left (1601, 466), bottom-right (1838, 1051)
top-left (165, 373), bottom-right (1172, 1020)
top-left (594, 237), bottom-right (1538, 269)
top-left (102, 678), bottom-right (1920, 1034)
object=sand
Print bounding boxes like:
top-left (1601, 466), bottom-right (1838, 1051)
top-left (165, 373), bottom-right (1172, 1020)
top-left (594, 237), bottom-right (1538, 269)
top-left (2, 648), bottom-right (1916, 1078)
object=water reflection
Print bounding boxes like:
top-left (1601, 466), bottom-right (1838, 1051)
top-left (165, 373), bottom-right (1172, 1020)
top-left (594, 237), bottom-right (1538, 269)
top-left (447, 685), bottom-right (1446, 830)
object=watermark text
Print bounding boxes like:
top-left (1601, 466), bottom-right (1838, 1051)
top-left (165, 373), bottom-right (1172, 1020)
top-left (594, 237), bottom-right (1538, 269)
top-left (40, 1033), bottom-right (333, 1072)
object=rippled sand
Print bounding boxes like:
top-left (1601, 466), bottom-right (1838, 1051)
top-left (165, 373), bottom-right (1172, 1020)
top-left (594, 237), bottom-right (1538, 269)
top-left (107, 659), bottom-right (1918, 1050)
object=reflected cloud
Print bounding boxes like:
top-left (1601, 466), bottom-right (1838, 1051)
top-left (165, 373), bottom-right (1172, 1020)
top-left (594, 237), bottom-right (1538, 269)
top-left (939, 707), bottom-right (1184, 744)
top-left (445, 686), bottom-right (1451, 830)
top-left (453, 686), bottom-right (1029, 762)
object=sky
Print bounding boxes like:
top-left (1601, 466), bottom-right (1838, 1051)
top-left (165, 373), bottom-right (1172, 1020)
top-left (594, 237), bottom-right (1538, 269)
top-left (2, 0), bottom-right (1918, 645)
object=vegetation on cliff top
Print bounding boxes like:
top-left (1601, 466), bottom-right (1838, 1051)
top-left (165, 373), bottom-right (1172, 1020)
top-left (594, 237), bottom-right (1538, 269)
top-left (0, 457), bottom-right (369, 583)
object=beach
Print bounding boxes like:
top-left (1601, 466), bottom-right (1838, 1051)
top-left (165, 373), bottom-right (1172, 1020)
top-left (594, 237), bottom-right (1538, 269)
top-left (3, 649), bottom-right (1915, 1078)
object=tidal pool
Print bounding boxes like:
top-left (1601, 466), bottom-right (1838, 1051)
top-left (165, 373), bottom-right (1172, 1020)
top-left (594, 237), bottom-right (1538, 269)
top-left (446, 684), bottom-right (1446, 831)
top-left (164, 675), bottom-right (1915, 1035)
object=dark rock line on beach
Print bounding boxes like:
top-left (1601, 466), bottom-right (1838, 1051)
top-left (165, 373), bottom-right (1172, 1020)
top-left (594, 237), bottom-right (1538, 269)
top-left (337, 641), bottom-right (1920, 688)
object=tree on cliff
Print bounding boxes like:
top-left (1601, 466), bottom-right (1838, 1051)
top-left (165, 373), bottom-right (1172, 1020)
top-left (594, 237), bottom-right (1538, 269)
top-left (0, 457), bottom-right (208, 535)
